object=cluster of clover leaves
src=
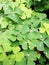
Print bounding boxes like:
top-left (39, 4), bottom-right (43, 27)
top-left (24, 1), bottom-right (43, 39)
top-left (0, 0), bottom-right (49, 65)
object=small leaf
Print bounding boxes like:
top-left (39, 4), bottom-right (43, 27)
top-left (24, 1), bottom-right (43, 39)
top-left (17, 33), bottom-right (23, 41)
top-left (36, 13), bottom-right (47, 20)
top-left (21, 24), bottom-right (29, 34)
top-left (43, 23), bottom-right (49, 29)
top-left (39, 27), bottom-right (45, 33)
top-left (14, 7), bottom-right (23, 15)
top-left (8, 35), bottom-right (16, 41)
top-left (7, 14), bottom-right (20, 23)
top-left (0, 17), bottom-right (8, 28)
top-left (19, 4), bottom-right (27, 12)
top-left (36, 41), bottom-right (44, 51)
top-left (3, 59), bottom-right (15, 65)
top-left (27, 32), bottom-right (40, 40)
top-left (28, 39), bottom-right (37, 50)
top-left (21, 13), bottom-right (26, 19)
top-left (3, 43), bottom-right (12, 52)
top-left (19, 40), bottom-right (28, 50)
top-left (16, 24), bottom-right (23, 32)
top-left (15, 57), bottom-right (26, 65)
top-left (26, 9), bottom-right (32, 18)
top-left (27, 60), bottom-right (35, 65)
top-left (15, 52), bottom-right (24, 62)
top-left (3, 4), bottom-right (12, 14)
top-left (0, 53), bottom-right (7, 61)
top-left (28, 50), bottom-right (38, 61)
top-left (12, 46), bottom-right (20, 54)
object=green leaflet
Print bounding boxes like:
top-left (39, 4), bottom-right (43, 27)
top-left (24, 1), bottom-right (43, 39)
top-left (7, 14), bottom-right (20, 23)
top-left (19, 40), bottom-right (28, 50)
top-left (0, 17), bottom-right (8, 28)
top-left (31, 16), bottom-right (40, 27)
top-left (28, 39), bottom-right (37, 50)
top-left (3, 59), bottom-right (15, 65)
top-left (8, 35), bottom-right (16, 41)
top-left (0, 53), bottom-right (7, 61)
top-left (27, 60), bottom-right (35, 65)
top-left (3, 4), bottom-right (13, 14)
top-left (39, 22), bottom-right (49, 35)
top-left (21, 24), bottom-right (29, 34)
top-left (3, 43), bottom-right (12, 52)
top-left (14, 7), bottom-right (23, 15)
top-left (27, 32), bottom-right (40, 40)
top-left (36, 40), bottom-right (44, 51)
top-left (12, 46), bottom-right (20, 54)
top-left (15, 57), bottom-right (26, 65)
top-left (15, 52), bottom-right (24, 62)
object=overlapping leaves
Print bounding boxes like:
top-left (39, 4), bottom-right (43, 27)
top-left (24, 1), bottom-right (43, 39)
top-left (0, 0), bottom-right (49, 65)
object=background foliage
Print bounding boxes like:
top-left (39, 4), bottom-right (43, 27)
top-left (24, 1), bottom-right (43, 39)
top-left (0, 0), bottom-right (49, 65)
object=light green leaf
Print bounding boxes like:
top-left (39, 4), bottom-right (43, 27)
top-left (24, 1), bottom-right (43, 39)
top-left (8, 54), bottom-right (15, 60)
top-left (16, 24), bottom-right (23, 32)
top-left (14, 7), bottom-right (23, 15)
top-left (36, 41), bottom-right (44, 51)
top-left (28, 39), bottom-right (37, 50)
top-left (15, 52), bottom-right (24, 62)
top-left (26, 9), bottom-right (32, 18)
top-left (39, 27), bottom-right (46, 33)
top-left (0, 53), bottom-right (7, 61)
top-left (12, 46), bottom-right (20, 54)
top-left (17, 33), bottom-right (23, 41)
top-left (21, 24), bottom-right (29, 34)
top-left (21, 13), bottom-right (26, 19)
top-left (8, 35), bottom-right (16, 41)
top-left (0, 17), bottom-right (8, 28)
top-left (27, 60), bottom-right (35, 65)
top-left (28, 51), bottom-right (38, 61)
top-left (3, 43), bottom-right (12, 52)
top-left (7, 14), bottom-right (20, 23)
top-left (27, 32), bottom-right (40, 40)
top-left (3, 59), bottom-right (15, 65)
top-left (43, 23), bottom-right (49, 29)
top-left (15, 58), bottom-right (26, 65)
top-left (19, 40), bottom-right (28, 50)
top-left (3, 4), bottom-right (12, 14)
top-left (31, 17), bottom-right (40, 27)
top-left (36, 13), bottom-right (47, 20)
